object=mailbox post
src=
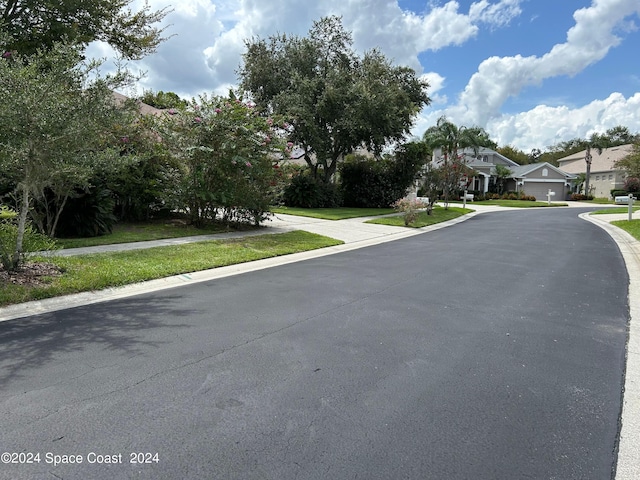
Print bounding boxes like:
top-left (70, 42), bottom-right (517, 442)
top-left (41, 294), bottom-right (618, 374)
top-left (547, 189), bottom-right (555, 206)
top-left (629, 194), bottom-right (635, 221)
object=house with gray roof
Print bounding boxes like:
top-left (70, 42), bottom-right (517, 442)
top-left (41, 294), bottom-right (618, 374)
top-left (505, 163), bottom-right (575, 201)
top-left (556, 144), bottom-right (633, 198)
top-left (434, 147), bottom-right (575, 200)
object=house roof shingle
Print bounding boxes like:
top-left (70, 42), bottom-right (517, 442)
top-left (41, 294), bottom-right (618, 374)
top-left (510, 162), bottom-right (575, 179)
top-left (111, 91), bottom-right (165, 117)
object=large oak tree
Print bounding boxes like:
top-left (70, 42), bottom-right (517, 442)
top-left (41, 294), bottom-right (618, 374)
top-left (239, 16), bottom-right (430, 183)
top-left (1, 0), bottom-right (169, 59)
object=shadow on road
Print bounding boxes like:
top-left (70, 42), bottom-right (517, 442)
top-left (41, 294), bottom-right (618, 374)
top-left (0, 296), bottom-right (195, 386)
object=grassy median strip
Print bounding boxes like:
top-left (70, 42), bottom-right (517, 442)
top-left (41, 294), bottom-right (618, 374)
top-left (366, 206), bottom-right (473, 228)
top-left (611, 220), bottom-right (640, 241)
top-left (0, 231), bottom-right (343, 306)
top-left (591, 207), bottom-right (640, 215)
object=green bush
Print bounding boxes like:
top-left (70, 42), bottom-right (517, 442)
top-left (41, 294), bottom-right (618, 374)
top-left (283, 173), bottom-right (342, 208)
top-left (0, 221), bottom-right (58, 271)
top-left (54, 187), bottom-right (117, 238)
top-left (570, 193), bottom-right (594, 201)
top-left (340, 151), bottom-right (425, 208)
top-left (0, 205), bottom-right (16, 220)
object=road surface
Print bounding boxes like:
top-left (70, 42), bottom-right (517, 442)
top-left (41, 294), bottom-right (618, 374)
top-left (0, 208), bottom-right (629, 479)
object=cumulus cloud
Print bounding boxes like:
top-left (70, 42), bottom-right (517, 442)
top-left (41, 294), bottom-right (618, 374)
top-left (84, 0), bottom-right (639, 153)
top-left (412, 92), bottom-right (640, 151)
top-left (457, 0), bottom-right (640, 125)
top-left (469, 0), bottom-right (522, 27)
top-left (421, 72), bottom-right (448, 105)
top-left (486, 92), bottom-right (640, 151)
top-left (87, 0), bottom-right (524, 97)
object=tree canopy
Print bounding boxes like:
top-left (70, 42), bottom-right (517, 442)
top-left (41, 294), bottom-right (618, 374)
top-left (422, 116), bottom-right (495, 161)
top-left (615, 144), bottom-right (640, 179)
top-left (0, 43), bottom-right (136, 268)
top-left (238, 16), bottom-right (430, 182)
top-left (496, 145), bottom-right (530, 165)
top-left (139, 89), bottom-right (188, 110)
top-left (1, 0), bottom-right (169, 59)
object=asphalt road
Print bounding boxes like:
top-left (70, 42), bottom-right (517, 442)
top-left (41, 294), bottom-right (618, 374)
top-left (0, 208), bottom-right (629, 480)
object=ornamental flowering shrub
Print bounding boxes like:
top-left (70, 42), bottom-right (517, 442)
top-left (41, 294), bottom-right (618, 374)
top-left (392, 198), bottom-right (425, 226)
top-left (157, 94), bottom-right (286, 226)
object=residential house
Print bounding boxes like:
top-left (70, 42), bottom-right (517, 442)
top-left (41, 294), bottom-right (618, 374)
top-left (505, 163), bottom-right (575, 201)
top-left (432, 147), bottom-right (575, 200)
top-left (556, 144), bottom-right (634, 198)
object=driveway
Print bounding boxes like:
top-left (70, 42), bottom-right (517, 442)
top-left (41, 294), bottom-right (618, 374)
top-left (0, 207), bottom-right (631, 479)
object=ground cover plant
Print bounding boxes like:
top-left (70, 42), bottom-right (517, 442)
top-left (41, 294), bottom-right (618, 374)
top-left (271, 207), bottom-right (396, 220)
top-left (366, 206), bottom-right (472, 228)
top-left (0, 231), bottom-right (342, 306)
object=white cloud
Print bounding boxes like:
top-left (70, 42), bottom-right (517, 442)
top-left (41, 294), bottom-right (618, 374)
top-left (87, 0), bottom-right (524, 97)
top-left (414, 91), bottom-right (640, 152)
top-left (84, 0), bottom-right (640, 154)
top-left (457, 0), bottom-right (640, 125)
top-left (421, 72), bottom-right (448, 104)
top-left (469, 0), bottom-right (522, 27)
top-left (487, 92), bottom-right (640, 151)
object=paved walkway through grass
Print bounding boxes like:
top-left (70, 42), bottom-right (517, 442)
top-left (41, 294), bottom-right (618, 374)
top-left (51, 204), bottom-right (512, 257)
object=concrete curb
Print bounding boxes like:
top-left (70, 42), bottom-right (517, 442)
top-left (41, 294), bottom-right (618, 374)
top-left (580, 213), bottom-right (640, 480)
top-left (0, 214), bottom-right (467, 322)
top-left (0, 205), bottom-right (638, 476)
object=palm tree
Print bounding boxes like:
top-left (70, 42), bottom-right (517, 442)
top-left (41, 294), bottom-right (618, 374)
top-left (584, 134), bottom-right (607, 198)
top-left (422, 116), bottom-right (494, 206)
top-left (494, 164), bottom-right (512, 195)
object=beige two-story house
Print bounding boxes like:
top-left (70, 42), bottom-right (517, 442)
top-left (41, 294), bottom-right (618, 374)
top-left (556, 144), bottom-right (633, 198)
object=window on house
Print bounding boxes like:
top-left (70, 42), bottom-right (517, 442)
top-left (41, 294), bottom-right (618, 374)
top-left (595, 176), bottom-right (600, 181)
top-left (542, 168), bottom-right (548, 177)
top-left (609, 174), bottom-right (613, 180)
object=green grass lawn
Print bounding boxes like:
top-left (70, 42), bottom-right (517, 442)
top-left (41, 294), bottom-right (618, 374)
top-left (469, 200), bottom-right (567, 208)
top-left (0, 231), bottom-right (342, 306)
top-left (366, 206), bottom-right (472, 228)
top-left (611, 220), bottom-right (640, 241)
top-left (55, 220), bottom-right (240, 249)
top-left (591, 207), bottom-right (640, 215)
top-left (271, 206), bottom-right (396, 220)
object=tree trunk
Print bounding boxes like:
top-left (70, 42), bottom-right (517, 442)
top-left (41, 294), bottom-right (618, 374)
top-left (584, 146), bottom-right (592, 197)
top-left (49, 193), bottom-right (69, 238)
top-left (12, 183), bottom-right (30, 270)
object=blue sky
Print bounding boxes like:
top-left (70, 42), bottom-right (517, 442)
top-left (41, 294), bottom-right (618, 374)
top-left (88, 0), bottom-right (640, 152)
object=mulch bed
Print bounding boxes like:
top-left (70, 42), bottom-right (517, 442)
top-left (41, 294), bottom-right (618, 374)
top-left (0, 262), bottom-right (63, 287)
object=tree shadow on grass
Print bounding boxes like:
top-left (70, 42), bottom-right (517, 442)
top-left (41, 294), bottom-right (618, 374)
top-left (0, 295), bottom-right (196, 387)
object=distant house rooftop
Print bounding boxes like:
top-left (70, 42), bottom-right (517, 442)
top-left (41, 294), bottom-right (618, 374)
top-left (111, 91), bottom-right (165, 117)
